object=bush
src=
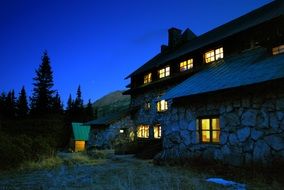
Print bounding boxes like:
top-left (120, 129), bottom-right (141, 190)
top-left (0, 132), bottom-right (26, 169)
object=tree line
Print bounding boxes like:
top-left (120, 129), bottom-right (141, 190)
top-left (0, 51), bottom-right (94, 122)
top-left (0, 51), bottom-right (95, 169)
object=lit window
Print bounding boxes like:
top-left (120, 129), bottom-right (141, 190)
top-left (154, 124), bottom-right (162, 139)
top-left (119, 129), bottom-right (124, 134)
top-left (198, 117), bottom-right (220, 143)
top-left (157, 100), bottom-right (168, 112)
top-left (158, 66), bottom-right (170, 78)
top-left (205, 47), bottom-right (223, 63)
top-left (137, 125), bottom-right (149, 138)
top-left (144, 73), bottom-right (152, 84)
top-left (180, 59), bottom-right (193, 72)
top-left (272, 45), bottom-right (284, 55)
top-left (144, 101), bottom-right (151, 110)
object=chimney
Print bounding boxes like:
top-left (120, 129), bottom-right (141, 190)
top-left (168, 27), bottom-right (182, 48)
top-left (160, 45), bottom-right (168, 53)
top-left (181, 28), bottom-right (197, 42)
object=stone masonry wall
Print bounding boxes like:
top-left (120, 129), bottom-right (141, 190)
top-left (156, 86), bottom-right (284, 166)
top-left (88, 116), bottom-right (135, 149)
top-left (132, 86), bottom-right (173, 127)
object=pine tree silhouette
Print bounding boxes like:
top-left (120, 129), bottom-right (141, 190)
top-left (17, 86), bottom-right (29, 118)
top-left (30, 51), bottom-right (55, 116)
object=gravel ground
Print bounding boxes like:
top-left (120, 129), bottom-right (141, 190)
top-left (0, 153), bottom-right (245, 190)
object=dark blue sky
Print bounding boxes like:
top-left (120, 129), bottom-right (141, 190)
top-left (0, 0), bottom-right (272, 105)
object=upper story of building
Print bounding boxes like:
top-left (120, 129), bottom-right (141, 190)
top-left (124, 0), bottom-right (284, 96)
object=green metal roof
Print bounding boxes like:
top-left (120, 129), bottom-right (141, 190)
top-left (72, 123), bottom-right (90, 141)
top-left (163, 48), bottom-right (284, 100)
top-left (84, 109), bottom-right (129, 126)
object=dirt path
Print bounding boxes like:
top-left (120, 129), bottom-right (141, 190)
top-left (0, 153), bottom-right (242, 190)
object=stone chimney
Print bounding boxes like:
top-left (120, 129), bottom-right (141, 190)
top-left (168, 27), bottom-right (182, 48)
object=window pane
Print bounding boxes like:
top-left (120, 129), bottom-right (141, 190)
top-left (212, 131), bottom-right (220, 143)
top-left (202, 131), bottom-right (210, 142)
top-left (154, 125), bottom-right (161, 139)
top-left (201, 119), bottom-right (210, 130)
top-left (157, 100), bottom-right (168, 112)
top-left (137, 125), bottom-right (149, 138)
top-left (212, 118), bottom-right (220, 130)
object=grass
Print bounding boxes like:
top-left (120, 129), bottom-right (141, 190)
top-left (17, 151), bottom-right (108, 171)
top-left (1, 150), bottom-right (283, 189)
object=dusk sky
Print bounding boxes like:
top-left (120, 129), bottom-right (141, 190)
top-left (0, 0), bottom-right (272, 105)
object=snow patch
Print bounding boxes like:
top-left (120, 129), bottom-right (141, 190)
top-left (206, 178), bottom-right (246, 190)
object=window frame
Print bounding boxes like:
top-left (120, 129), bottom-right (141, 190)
top-left (153, 124), bottom-right (162, 139)
top-left (144, 101), bottom-right (151, 110)
top-left (180, 58), bottom-right (193, 72)
top-left (137, 125), bottom-right (150, 139)
top-left (158, 66), bottom-right (170, 79)
top-left (143, 72), bottom-right (152, 84)
top-left (204, 47), bottom-right (224, 63)
top-left (198, 116), bottom-right (220, 144)
top-left (272, 44), bottom-right (284, 55)
top-left (156, 99), bottom-right (168, 112)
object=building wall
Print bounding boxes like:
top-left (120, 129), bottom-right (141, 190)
top-left (88, 116), bottom-right (135, 149)
top-left (131, 85), bottom-right (174, 139)
top-left (156, 84), bottom-right (284, 166)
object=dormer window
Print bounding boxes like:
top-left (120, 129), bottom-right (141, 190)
top-left (180, 59), bottom-right (193, 72)
top-left (144, 73), bottom-right (152, 84)
top-left (158, 66), bottom-right (170, 78)
top-left (204, 47), bottom-right (224, 63)
top-left (272, 45), bottom-right (284, 55)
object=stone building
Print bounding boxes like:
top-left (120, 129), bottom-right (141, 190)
top-left (124, 0), bottom-right (284, 166)
top-left (86, 110), bottom-right (135, 149)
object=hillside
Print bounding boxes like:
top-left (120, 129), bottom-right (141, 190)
top-left (93, 90), bottom-right (130, 118)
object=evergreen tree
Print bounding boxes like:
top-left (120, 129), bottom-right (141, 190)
top-left (85, 99), bottom-right (94, 121)
top-left (30, 51), bottom-right (55, 115)
top-left (17, 86), bottom-right (29, 118)
top-left (0, 92), bottom-right (6, 119)
top-left (66, 94), bottom-right (74, 113)
top-left (6, 90), bottom-right (16, 118)
top-left (74, 85), bottom-right (83, 109)
top-left (52, 91), bottom-right (63, 114)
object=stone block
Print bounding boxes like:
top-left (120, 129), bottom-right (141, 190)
top-left (220, 131), bottom-right (229, 145)
top-left (229, 133), bottom-right (238, 145)
top-left (241, 109), bottom-right (257, 126)
top-left (237, 127), bottom-right (250, 142)
top-left (270, 113), bottom-right (279, 129)
top-left (223, 113), bottom-right (240, 128)
top-left (276, 98), bottom-right (284, 111)
top-left (251, 129), bottom-right (263, 141)
top-left (256, 110), bottom-right (269, 128)
top-left (253, 140), bottom-right (271, 163)
top-left (264, 135), bottom-right (284, 151)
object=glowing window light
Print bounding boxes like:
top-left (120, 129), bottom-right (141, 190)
top-left (157, 100), bottom-right (168, 112)
top-left (137, 125), bottom-right (149, 138)
top-left (272, 45), bottom-right (284, 55)
top-left (158, 66), bottom-right (170, 78)
top-left (144, 73), bottom-right (152, 84)
top-left (205, 47), bottom-right (224, 63)
top-left (199, 118), bottom-right (220, 143)
top-left (180, 59), bottom-right (193, 72)
top-left (154, 124), bottom-right (162, 139)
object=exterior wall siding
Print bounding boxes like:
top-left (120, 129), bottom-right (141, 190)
top-left (154, 85), bottom-right (284, 166)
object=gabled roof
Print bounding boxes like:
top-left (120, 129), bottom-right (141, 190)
top-left (72, 123), bottom-right (90, 141)
top-left (163, 48), bottom-right (284, 100)
top-left (126, 0), bottom-right (284, 79)
top-left (84, 109), bottom-right (129, 126)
